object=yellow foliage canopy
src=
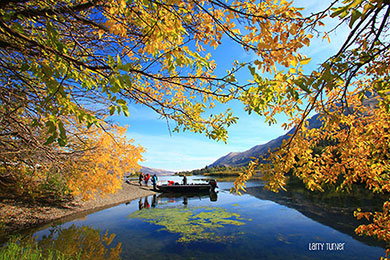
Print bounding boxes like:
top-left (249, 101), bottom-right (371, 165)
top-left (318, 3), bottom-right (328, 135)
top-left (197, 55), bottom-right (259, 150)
top-left (0, 0), bottom-right (315, 200)
top-left (64, 124), bottom-right (144, 200)
top-left (232, 1), bottom-right (390, 257)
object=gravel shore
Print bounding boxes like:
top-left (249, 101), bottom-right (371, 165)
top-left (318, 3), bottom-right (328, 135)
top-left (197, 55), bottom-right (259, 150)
top-left (0, 182), bottom-right (157, 237)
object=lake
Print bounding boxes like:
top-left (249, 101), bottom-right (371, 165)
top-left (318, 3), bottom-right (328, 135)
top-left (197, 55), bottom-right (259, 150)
top-left (32, 175), bottom-right (386, 259)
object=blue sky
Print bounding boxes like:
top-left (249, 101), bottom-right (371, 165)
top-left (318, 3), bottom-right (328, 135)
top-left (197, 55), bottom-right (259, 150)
top-left (112, 0), bottom-right (349, 172)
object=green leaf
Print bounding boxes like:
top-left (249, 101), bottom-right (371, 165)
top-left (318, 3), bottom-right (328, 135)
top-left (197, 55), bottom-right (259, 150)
top-left (44, 135), bottom-right (56, 145)
top-left (248, 65), bottom-right (256, 75)
top-left (109, 105), bottom-right (116, 116)
top-left (55, 42), bottom-right (65, 53)
top-left (330, 7), bottom-right (348, 18)
top-left (298, 84), bottom-right (311, 94)
top-left (31, 119), bottom-right (39, 127)
top-left (20, 63), bottom-right (29, 72)
top-left (46, 121), bottom-right (56, 134)
top-left (57, 138), bottom-right (66, 147)
top-left (108, 55), bottom-right (115, 66)
top-left (117, 99), bottom-right (126, 105)
top-left (41, 64), bottom-right (53, 79)
top-left (349, 9), bottom-right (362, 28)
top-left (11, 22), bottom-right (24, 34)
top-left (58, 120), bottom-right (66, 140)
top-left (122, 106), bottom-right (129, 117)
top-left (294, 78), bottom-right (311, 94)
top-left (110, 83), bottom-right (120, 93)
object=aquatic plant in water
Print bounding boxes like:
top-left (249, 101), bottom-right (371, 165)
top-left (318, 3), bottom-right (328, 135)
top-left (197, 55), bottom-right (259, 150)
top-left (128, 206), bottom-right (248, 242)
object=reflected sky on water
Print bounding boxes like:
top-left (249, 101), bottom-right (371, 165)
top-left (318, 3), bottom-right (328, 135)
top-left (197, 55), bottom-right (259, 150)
top-left (33, 178), bottom-right (386, 260)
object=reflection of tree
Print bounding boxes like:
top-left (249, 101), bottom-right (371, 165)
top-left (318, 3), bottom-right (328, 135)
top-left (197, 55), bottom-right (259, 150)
top-left (128, 206), bottom-right (248, 242)
top-left (0, 225), bottom-right (121, 259)
top-left (38, 225), bottom-right (122, 260)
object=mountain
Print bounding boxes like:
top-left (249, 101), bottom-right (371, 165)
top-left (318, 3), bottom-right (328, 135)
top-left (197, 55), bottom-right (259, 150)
top-left (140, 166), bottom-right (174, 176)
top-left (209, 114), bottom-right (322, 167)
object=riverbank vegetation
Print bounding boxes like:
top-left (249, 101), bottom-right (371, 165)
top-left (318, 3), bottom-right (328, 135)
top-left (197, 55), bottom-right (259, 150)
top-left (178, 166), bottom-right (246, 176)
top-left (177, 166), bottom-right (263, 180)
top-left (0, 122), bottom-right (144, 202)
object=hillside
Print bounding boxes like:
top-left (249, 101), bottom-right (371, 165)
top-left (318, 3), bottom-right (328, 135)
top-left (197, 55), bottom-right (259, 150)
top-left (209, 114), bottom-right (322, 167)
top-left (140, 166), bottom-right (174, 176)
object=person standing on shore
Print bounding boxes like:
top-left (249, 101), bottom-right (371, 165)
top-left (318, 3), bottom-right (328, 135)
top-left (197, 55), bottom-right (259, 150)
top-left (151, 174), bottom-right (158, 191)
top-left (144, 173), bottom-right (150, 186)
top-left (139, 172), bottom-right (144, 186)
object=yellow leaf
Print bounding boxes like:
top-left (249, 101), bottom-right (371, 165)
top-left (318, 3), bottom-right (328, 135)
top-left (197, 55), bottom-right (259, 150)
top-left (300, 58), bottom-right (311, 65)
top-left (291, 57), bottom-right (298, 67)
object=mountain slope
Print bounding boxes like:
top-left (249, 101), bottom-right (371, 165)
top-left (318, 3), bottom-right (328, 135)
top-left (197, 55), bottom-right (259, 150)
top-left (140, 166), bottom-right (174, 176)
top-left (209, 114), bottom-right (322, 167)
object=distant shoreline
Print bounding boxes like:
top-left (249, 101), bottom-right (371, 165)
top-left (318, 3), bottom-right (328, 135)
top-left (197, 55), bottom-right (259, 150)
top-left (0, 182), bottom-right (156, 239)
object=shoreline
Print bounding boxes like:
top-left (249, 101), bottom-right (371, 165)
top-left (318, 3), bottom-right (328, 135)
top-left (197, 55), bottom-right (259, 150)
top-left (0, 182), bottom-right (157, 238)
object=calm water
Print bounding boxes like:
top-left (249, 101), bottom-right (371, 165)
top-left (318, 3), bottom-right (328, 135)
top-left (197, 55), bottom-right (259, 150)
top-left (33, 176), bottom-right (385, 259)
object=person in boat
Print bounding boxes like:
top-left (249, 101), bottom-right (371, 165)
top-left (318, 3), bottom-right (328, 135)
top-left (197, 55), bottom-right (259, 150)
top-left (209, 179), bottom-right (218, 191)
top-left (138, 172), bottom-right (144, 186)
top-left (182, 175), bottom-right (187, 185)
top-left (151, 174), bottom-right (158, 191)
top-left (144, 173), bottom-right (150, 186)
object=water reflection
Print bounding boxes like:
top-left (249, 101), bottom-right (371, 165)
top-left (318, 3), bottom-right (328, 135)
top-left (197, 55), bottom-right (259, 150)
top-left (152, 194), bottom-right (158, 208)
top-left (3, 225), bottom-right (121, 260)
top-left (246, 184), bottom-right (387, 248)
top-left (25, 178), bottom-right (386, 259)
top-left (157, 190), bottom-right (218, 205)
top-left (38, 225), bottom-right (122, 259)
top-left (136, 191), bottom-right (218, 210)
top-left (138, 197), bottom-right (151, 210)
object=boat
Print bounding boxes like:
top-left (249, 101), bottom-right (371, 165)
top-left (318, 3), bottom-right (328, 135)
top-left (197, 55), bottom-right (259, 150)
top-left (157, 179), bottom-right (218, 193)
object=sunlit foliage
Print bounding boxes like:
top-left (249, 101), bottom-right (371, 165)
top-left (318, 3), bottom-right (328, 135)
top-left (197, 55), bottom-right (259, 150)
top-left (63, 123), bottom-right (144, 200)
top-left (0, 0), bottom-right (315, 200)
top-left (3, 0), bottom-right (390, 257)
top-left (0, 120), bottom-right (144, 201)
top-left (231, 0), bottom-right (390, 257)
top-left (0, 0), bottom-right (313, 146)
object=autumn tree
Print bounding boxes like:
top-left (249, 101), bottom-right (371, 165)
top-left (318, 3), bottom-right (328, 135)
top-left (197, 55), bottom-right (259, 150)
top-left (63, 122), bottom-right (144, 200)
top-left (231, 0), bottom-right (390, 257)
top-left (0, 0), bottom-right (314, 199)
top-left (2, 0), bottom-right (389, 256)
top-left (0, 117), bottom-right (144, 200)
